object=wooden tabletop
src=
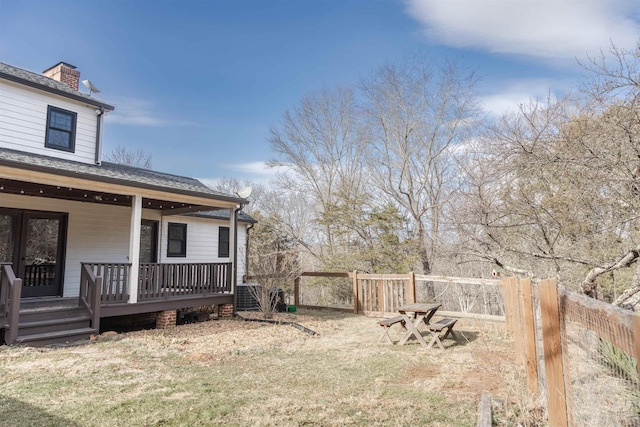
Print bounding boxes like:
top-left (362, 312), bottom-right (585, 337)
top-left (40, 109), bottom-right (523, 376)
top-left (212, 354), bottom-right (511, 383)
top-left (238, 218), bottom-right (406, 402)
top-left (397, 303), bottom-right (441, 314)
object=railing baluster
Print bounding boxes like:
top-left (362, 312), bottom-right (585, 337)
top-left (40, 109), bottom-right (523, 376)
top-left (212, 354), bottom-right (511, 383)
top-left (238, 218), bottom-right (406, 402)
top-left (81, 261), bottom-right (230, 305)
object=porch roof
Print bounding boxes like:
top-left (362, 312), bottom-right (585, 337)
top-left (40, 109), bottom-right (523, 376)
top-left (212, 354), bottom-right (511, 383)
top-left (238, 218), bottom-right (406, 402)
top-left (0, 62), bottom-right (115, 111)
top-left (0, 148), bottom-right (246, 208)
top-left (191, 209), bottom-right (257, 224)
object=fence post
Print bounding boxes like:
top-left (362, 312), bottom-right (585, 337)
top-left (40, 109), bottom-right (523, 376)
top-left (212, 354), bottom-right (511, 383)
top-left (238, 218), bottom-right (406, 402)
top-left (294, 276), bottom-right (300, 307)
top-left (633, 313), bottom-right (640, 382)
top-left (539, 278), bottom-right (569, 427)
top-left (408, 272), bottom-right (416, 304)
top-left (352, 270), bottom-right (359, 314)
top-left (520, 278), bottom-right (539, 396)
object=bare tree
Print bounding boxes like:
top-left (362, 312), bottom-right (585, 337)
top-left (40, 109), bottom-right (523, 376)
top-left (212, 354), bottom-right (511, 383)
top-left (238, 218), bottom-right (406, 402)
top-left (269, 86), bottom-right (367, 266)
top-left (454, 41), bottom-right (640, 309)
top-left (104, 145), bottom-right (153, 169)
top-left (360, 55), bottom-right (480, 275)
top-left (246, 212), bottom-right (300, 318)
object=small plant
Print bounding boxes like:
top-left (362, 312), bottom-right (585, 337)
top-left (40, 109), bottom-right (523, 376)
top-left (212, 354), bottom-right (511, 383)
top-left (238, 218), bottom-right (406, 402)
top-left (598, 338), bottom-right (638, 384)
top-left (246, 283), bottom-right (283, 319)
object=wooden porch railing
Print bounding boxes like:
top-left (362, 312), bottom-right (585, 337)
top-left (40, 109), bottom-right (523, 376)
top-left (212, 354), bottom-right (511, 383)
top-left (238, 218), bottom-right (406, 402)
top-left (82, 263), bottom-right (131, 304)
top-left (79, 263), bottom-right (102, 330)
top-left (0, 263), bottom-right (22, 345)
top-left (84, 262), bottom-right (232, 304)
top-left (139, 262), bottom-right (232, 301)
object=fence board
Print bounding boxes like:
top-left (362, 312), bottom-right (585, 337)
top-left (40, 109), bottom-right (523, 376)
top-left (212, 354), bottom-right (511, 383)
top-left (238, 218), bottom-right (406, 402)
top-left (539, 278), bottom-right (569, 427)
top-left (520, 278), bottom-right (539, 396)
top-left (559, 289), bottom-right (635, 355)
top-left (415, 275), bottom-right (501, 286)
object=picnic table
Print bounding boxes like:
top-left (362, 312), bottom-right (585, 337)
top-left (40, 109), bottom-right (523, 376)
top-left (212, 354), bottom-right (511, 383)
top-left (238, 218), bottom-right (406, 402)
top-left (397, 303), bottom-right (442, 347)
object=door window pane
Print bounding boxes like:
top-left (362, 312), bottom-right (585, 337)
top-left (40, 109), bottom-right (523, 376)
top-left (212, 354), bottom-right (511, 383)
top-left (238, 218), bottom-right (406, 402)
top-left (25, 218), bottom-right (59, 287)
top-left (140, 221), bottom-right (158, 263)
top-left (0, 214), bottom-right (14, 264)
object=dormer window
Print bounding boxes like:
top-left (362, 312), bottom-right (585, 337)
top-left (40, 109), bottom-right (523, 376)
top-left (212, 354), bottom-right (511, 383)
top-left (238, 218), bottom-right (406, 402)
top-left (45, 106), bottom-right (76, 152)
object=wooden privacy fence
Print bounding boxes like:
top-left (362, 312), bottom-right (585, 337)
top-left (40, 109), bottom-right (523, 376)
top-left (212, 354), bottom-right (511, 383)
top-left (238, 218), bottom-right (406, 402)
top-left (503, 277), bottom-right (640, 427)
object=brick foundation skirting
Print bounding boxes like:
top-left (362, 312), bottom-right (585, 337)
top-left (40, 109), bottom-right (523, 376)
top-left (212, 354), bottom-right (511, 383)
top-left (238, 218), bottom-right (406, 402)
top-left (156, 310), bottom-right (177, 329)
top-left (219, 304), bottom-right (234, 318)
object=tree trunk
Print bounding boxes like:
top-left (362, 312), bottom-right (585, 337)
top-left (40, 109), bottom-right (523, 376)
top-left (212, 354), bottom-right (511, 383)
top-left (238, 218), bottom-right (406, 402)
top-left (613, 261), bottom-right (640, 311)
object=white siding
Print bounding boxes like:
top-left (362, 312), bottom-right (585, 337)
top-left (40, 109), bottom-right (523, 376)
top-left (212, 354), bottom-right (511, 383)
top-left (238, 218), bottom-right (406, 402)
top-left (158, 215), bottom-right (248, 285)
top-left (0, 193), bottom-right (250, 294)
top-left (0, 79), bottom-right (98, 164)
top-left (0, 193), bottom-right (130, 297)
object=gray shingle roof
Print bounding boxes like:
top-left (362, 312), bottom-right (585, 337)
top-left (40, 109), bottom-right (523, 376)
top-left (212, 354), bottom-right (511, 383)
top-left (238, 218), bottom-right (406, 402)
top-left (0, 62), bottom-right (115, 111)
top-left (0, 147), bottom-right (244, 204)
top-left (192, 209), bottom-right (257, 224)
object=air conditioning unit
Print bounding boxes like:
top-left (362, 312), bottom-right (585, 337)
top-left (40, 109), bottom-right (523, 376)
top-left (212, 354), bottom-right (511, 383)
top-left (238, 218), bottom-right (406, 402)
top-left (236, 283), bottom-right (260, 311)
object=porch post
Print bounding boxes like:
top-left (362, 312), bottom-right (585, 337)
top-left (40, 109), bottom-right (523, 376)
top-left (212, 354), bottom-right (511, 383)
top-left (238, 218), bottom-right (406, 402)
top-left (230, 207), bottom-right (238, 312)
top-left (128, 195), bottom-right (142, 303)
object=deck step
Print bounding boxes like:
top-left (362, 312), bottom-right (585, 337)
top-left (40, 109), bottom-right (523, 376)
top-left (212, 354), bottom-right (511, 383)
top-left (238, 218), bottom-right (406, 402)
top-left (15, 327), bottom-right (98, 346)
top-left (18, 316), bottom-right (92, 336)
top-left (19, 308), bottom-right (87, 323)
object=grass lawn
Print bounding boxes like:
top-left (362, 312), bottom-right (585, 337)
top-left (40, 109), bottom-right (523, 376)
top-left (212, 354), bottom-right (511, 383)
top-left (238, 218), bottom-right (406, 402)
top-left (0, 309), bottom-right (523, 426)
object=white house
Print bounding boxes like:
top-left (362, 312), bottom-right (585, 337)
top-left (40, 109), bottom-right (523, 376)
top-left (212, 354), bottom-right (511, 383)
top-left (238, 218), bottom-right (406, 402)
top-left (0, 61), bottom-right (255, 345)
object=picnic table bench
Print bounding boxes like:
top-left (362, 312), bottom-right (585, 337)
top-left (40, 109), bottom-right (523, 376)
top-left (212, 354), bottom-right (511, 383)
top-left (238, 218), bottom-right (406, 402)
top-left (377, 315), bottom-right (407, 344)
top-left (377, 303), bottom-right (458, 350)
top-left (426, 317), bottom-right (458, 350)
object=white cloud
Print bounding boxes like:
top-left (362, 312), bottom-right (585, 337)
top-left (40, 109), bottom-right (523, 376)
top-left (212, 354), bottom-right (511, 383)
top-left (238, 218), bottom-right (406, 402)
top-left (105, 96), bottom-right (190, 126)
top-left (198, 161), bottom-right (290, 188)
top-left (231, 161), bottom-right (281, 177)
top-left (480, 78), bottom-right (564, 117)
top-left (404, 0), bottom-right (640, 61)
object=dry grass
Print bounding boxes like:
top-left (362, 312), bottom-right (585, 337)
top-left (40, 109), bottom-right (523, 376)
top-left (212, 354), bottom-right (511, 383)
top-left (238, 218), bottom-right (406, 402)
top-left (0, 309), bottom-right (523, 426)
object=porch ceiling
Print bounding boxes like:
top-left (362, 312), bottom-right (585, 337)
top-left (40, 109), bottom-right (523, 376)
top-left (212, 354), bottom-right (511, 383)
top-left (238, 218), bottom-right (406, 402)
top-left (0, 178), bottom-right (228, 213)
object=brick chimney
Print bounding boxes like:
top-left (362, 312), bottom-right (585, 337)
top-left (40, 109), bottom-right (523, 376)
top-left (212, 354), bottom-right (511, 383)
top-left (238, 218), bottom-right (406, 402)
top-left (42, 62), bottom-right (80, 91)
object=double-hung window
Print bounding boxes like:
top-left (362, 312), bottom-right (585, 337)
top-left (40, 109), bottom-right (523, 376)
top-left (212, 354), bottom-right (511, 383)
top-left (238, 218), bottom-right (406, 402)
top-left (167, 223), bottom-right (187, 257)
top-left (45, 106), bottom-right (77, 152)
top-left (218, 226), bottom-right (230, 258)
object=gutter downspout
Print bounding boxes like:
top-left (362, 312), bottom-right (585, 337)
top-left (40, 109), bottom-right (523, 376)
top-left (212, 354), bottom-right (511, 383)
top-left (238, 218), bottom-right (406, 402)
top-left (232, 204), bottom-right (243, 315)
top-left (245, 222), bottom-right (255, 283)
top-left (94, 107), bottom-right (104, 165)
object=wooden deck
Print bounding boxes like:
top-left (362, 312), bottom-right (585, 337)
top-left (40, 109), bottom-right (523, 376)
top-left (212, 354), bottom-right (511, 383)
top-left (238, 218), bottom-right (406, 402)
top-left (2, 262), bottom-right (235, 345)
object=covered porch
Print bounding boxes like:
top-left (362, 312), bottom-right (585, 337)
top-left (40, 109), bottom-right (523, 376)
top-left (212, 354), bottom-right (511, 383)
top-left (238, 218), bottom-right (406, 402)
top-left (1, 261), bottom-right (234, 345)
top-left (0, 150), bottom-right (249, 345)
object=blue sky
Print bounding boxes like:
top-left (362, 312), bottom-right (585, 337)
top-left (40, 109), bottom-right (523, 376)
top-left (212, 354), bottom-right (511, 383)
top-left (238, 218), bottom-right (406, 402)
top-left (1, 0), bottom-right (639, 185)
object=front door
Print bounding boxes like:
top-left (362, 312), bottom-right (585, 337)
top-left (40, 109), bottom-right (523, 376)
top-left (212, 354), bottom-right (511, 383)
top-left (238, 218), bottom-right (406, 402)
top-left (0, 209), bottom-right (67, 298)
